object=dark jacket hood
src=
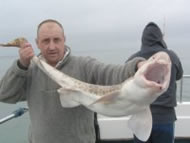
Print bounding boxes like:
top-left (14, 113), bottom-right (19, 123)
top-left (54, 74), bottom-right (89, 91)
top-left (141, 22), bottom-right (167, 51)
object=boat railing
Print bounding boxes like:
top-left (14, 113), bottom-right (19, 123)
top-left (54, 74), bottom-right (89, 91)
top-left (178, 74), bottom-right (190, 103)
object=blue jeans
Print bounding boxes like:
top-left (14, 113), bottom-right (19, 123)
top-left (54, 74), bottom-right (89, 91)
top-left (133, 122), bottom-right (175, 143)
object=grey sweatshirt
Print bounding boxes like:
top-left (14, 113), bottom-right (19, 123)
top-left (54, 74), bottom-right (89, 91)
top-left (0, 47), bottom-right (144, 143)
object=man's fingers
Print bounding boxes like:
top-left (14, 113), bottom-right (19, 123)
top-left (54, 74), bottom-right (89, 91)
top-left (18, 42), bottom-right (34, 67)
top-left (137, 61), bottom-right (146, 69)
top-left (20, 42), bottom-right (32, 49)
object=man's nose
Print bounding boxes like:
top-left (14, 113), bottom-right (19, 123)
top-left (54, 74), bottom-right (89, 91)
top-left (49, 41), bottom-right (55, 50)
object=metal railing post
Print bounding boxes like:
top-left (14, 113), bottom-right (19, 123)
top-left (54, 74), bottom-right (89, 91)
top-left (179, 78), bottom-right (183, 103)
top-left (179, 75), bottom-right (190, 102)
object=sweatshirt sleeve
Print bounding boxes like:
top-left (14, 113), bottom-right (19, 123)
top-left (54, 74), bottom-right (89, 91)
top-left (82, 57), bottom-right (145, 85)
top-left (0, 60), bottom-right (28, 103)
top-left (169, 50), bottom-right (183, 80)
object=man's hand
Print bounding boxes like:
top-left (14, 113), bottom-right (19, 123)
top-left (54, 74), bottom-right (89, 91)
top-left (137, 60), bottom-right (146, 69)
top-left (19, 42), bottom-right (35, 68)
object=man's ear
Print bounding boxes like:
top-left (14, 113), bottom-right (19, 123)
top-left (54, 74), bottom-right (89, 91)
top-left (64, 35), bottom-right (66, 42)
top-left (35, 38), bottom-right (39, 49)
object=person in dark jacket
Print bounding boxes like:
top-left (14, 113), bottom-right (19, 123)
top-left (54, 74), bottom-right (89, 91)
top-left (126, 22), bottom-right (183, 143)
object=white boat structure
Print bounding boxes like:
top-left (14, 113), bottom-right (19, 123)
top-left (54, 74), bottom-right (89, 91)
top-left (97, 75), bottom-right (190, 143)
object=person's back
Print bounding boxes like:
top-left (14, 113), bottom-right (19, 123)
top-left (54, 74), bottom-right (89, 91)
top-left (126, 22), bottom-right (183, 143)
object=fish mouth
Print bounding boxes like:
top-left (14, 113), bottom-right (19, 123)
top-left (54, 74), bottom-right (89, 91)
top-left (143, 60), bottom-right (170, 89)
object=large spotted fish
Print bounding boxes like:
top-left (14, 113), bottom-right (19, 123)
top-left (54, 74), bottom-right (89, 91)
top-left (0, 38), bottom-right (171, 141)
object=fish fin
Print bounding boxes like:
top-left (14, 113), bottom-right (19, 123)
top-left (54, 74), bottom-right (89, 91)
top-left (89, 91), bottom-right (119, 105)
top-left (128, 107), bottom-right (152, 142)
top-left (58, 87), bottom-right (81, 108)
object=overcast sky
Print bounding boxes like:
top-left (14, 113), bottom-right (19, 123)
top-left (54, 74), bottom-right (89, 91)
top-left (0, 0), bottom-right (190, 73)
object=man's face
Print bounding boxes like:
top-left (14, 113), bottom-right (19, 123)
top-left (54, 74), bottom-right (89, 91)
top-left (36, 22), bottom-right (65, 67)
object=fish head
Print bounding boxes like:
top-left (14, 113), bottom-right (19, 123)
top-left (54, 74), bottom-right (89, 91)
top-left (130, 52), bottom-right (171, 104)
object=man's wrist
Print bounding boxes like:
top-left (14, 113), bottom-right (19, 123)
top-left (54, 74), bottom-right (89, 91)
top-left (17, 60), bottom-right (28, 70)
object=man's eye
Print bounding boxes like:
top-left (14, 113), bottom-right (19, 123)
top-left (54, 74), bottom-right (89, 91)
top-left (42, 39), bottom-right (49, 44)
top-left (54, 38), bottom-right (60, 43)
